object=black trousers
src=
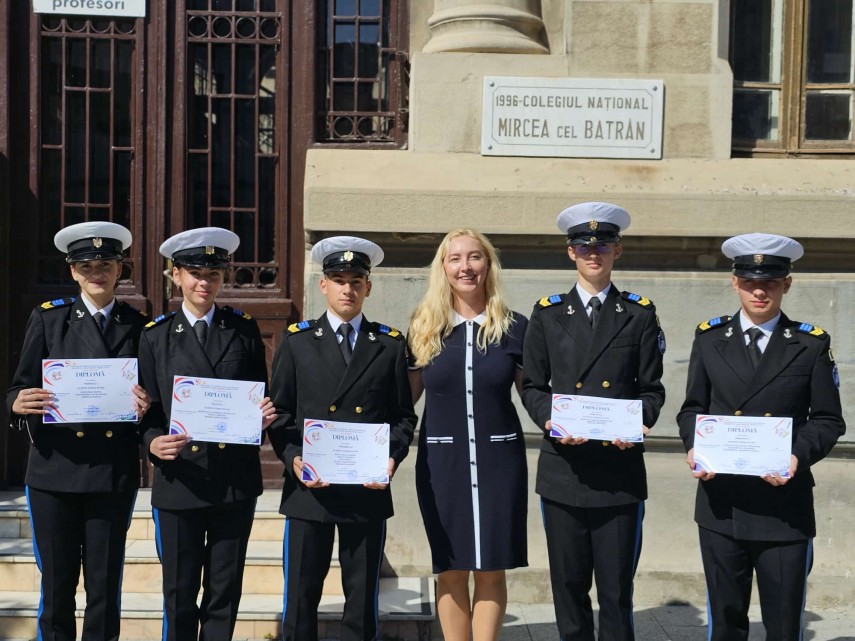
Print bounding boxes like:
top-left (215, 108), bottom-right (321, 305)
top-left (152, 500), bottom-right (256, 641)
top-left (26, 486), bottom-right (136, 641)
top-left (281, 517), bottom-right (386, 641)
top-left (699, 526), bottom-right (813, 641)
top-left (541, 498), bottom-right (644, 641)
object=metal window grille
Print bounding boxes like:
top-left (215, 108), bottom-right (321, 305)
top-left (186, 0), bottom-right (280, 289)
top-left (38, 16), bottom-right (138, 285)
top-left (316, 0), bottom-right (408, 145)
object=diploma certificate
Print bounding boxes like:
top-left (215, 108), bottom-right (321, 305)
top-left (169, 376), bottom-right (264, 445)
top-left (693, 415), bottom-right (793, 477)
top-left (550, 394), bottom-right (643, 442)
top-left (301, 419), bottom-right (390, 485)
top-left (42, 358), bottom-right (139, 423)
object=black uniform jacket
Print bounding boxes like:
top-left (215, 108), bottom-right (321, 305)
top-left (521, 286), bottom-right (666, 508)
top-left (677, 313), bottom-right (845, 541)
top-left (139, 306), bottom-right (268, 510)
top-left (6, 297), bottom-right (148, 493)
top-left (267, 313), bottom-right (417, 524)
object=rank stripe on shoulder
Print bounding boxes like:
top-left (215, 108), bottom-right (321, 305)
top-left (377, 324), bottom-right (403, 339)
top-left (223, 305), bottom-right (252, 320)
top-left (40, 297), bottom-right (76, 310)
top-left (287, 320), bottom-right (313, 334)
top-left (538, 294), bottom-right (563, 308)
top-left (621, 291), bottom-right (653, 307)
top-left (796, 323), bottom-right (827, 337)
top-left (145, 312), bottom-right (175, 328)
top-left (697, 315), bottom-right (731, 332)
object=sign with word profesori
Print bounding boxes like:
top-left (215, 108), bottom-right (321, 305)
top-left (482, 76), bottom-right (664, 159)
top-left (33, 0), bottom-right (146, 18)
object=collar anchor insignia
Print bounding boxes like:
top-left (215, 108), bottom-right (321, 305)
top-left (615, 303), bottom-right (624, 313)
top-left (176, 323), bottom-right (185, 333)
top-left (725, 326), bottom-right (733, 337)
top-left (567, 305), bottom-right (575, 315)
top-left (76, 309), bottom-right (85, 318)
top-left (314, 327), bottom-right (324, 337)
top-left (784, 328), bottom-right (793, 338)
top-left (368, 331), bottom-right (377, 341)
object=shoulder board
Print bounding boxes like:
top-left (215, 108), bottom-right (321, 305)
top-left (223, 305), bottom-right (252, 320)
top-left (796, 323), bottom-right (827, 338)
top-left (145, 312), bottom-right (175, 329)
top-left (39, 297), bottom-right (76, 311)
top-left (287, 320), bottom-right (314, 335)
top-left (697, 316), bottom-right (732, 333)
top-left (376, 323), bottom-right (403, 340)
top-left (620, 291), bottom-right (653, 308)
top-left (537, 294), bottom-right (564, 308)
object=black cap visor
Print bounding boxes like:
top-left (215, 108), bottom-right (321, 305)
top-left (732, 255), bottom-right (791, 280)
top-left (322, 251), bottom-right (371, 276)
top-left (65, 237), bottom-right (125, 263)
top-left (172, 246), bottom-right (231, 268)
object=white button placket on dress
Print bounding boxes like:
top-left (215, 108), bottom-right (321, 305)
top-left (464, 320), bottom-right (482, 569)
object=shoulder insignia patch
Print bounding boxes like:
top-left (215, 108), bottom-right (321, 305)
top-left (621, 291), bottom-right (653, 308)
top-left (223, 305), bottom-right (252, 320)
top-left (39, 297), bottom-right (76, 311)
top-left (697, 316), bottom-right (732, 333)
top-left (145, 312), bottom-right (175, 329)
top-left (287, 320), bottom-right (313, 334)
top-left (538, 294), bottom-right (564, 308)
top-left (796, 323), bottom-right (827, 338)
top-left (377, 324), bottom-right (403, 340)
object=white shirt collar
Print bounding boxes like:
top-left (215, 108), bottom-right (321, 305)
top-left (326, 311), bottom-right (364, 336)
top-left (452, 311), bottom-right (488, 327)
top-left (575, 283), bottom-right (610, 308)
top-left (739, 311), bottom-right (780, 336)
top-left (182, 302), bottom-right (216, 327)
top-left (79, 295), bottom-right (116, 319)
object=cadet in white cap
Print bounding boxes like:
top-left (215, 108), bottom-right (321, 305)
top-left (6, 220), bottom-right (151, 641)
top-left (677, 232), bottom-right (844, 641)
top-left (268, 235), bottom-right (416, 641)
top-left (137, 226), bottom-right (276, 641)
top-left (521, 202), bottom-right (665, 641)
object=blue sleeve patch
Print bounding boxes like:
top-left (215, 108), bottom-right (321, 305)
top-left (658, 330), bottom-right (666, 354)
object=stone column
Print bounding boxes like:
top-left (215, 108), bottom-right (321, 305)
top-left (423, 0), bottom-right (548, 54)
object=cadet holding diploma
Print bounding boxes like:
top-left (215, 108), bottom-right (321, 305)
top-left (6, 221), bottom-right (150, 641)
top-left (268, 236), bottom-right (417, 641)
top-left (677, 233), bottom-right (845, 641)
top-left (521, 202), bottom-right (665, 641)
top-left (138, 227), bottom-right (276, 641)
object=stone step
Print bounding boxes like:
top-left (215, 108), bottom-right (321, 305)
top-left (0, 577), bottom-right (434, 641)
top-left (0, 491), bottom-right (286, 543)
top-left (0, 538), bottom-right (340, 596)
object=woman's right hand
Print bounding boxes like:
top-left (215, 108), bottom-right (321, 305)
top-left (11, 388), bottom-right (53, 415)
top-left (150, 434), bottom-right (190, 461)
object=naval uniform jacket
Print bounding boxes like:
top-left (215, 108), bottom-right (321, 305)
top-left (138, 306), bottom-right (268, 511)
top-left (6, 297), bottom-right (148, 493)
top-left (268, 313), bottom-right (417, 523)
top-left (521, 285), bottom-right (666, 508)
top-left (677, 313), bottom-right (845, 541)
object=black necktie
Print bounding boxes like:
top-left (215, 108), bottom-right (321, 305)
top-left (588, 297), bottom-right (602, 331)
top-left (746, 327), bottom-right (763, 369)
top-left (194, 320), bottom-right (208, 348)
top-left (338, 322), bottom-right (353, 365)
top-left (93, 311), bottom-right (106, 333)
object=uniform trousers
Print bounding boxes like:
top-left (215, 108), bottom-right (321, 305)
top-left (282, 517), bottom-right (386, 641)
top-left (152, 500), bottom-right (256, 641)
top-left (541, 498), bottom-right (644, 641)
top-left (26, 486), bottom-right (136, 641)
top-left (699, 526), bottom-right (812, 641)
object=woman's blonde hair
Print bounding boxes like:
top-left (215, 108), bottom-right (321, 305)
top-left (408, 229), bottom-right (515, 367)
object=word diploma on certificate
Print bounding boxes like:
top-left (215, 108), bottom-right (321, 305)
top-left (550, 394), bottom-right (643, 442)
top-left (169, 376), bottom-right (264, 445)
top-left (693, 415), bottom-right (793, 477)
top-left (301, 420), bottom-right (390, 485)
top-left (42, 358), bottom-right (139, 423)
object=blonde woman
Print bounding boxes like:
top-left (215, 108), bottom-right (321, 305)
top-left (408, 229), bottom-right (528, 641)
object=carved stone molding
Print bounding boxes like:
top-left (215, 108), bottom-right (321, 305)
top-left (423, 1), bottom-right (548, 54)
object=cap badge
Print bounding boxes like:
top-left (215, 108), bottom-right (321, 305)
top-left (343, 251), bottom-right (354, 261)
top-left (588, 220), bottom-right (599, 231)
top-left (205, 246), bottom-right (215, 255)
top-left (92, 238), bottom-right (103, 248)
top-left (754, 254), bottom-right (764, 264)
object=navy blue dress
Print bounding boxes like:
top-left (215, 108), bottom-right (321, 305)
top-left (414, 312), bottom-right (528, 572)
